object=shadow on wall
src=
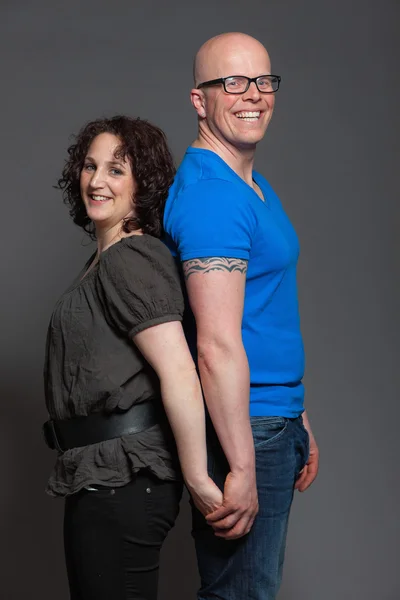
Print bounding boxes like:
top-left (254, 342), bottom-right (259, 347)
top-left (0, 375), bottom-right (199, 600)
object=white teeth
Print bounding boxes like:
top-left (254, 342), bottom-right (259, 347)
top-left (91, 195), bottom-right (110, 202)
top-left (235, 111), bottom-right (260, 119)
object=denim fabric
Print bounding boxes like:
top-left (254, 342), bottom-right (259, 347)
top-left (192, 416), bottom-right (309, 600)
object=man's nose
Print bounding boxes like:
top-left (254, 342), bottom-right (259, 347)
top-left (243, 81), bottom-right (261, 101)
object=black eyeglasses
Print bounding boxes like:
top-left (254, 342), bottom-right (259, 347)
top-left (197, 75), bottom-right (281, 94)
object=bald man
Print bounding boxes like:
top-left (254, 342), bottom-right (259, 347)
top-left (164, 33), bottom-right (319, 600)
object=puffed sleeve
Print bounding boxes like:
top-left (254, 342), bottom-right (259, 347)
top-left (95, 236), bottom-right (184, 338)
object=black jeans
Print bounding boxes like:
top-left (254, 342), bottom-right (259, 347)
top-left (64, 471), bottom-right (183, 600)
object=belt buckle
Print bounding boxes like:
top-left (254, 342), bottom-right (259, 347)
top-left (42, 420), bottom-right (64, 452)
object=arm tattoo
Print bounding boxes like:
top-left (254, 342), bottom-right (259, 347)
top-left (183, 257), bottom-right (248, 280)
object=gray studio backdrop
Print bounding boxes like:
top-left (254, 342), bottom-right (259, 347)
top-left (0, 1), bottom-right (398, 599)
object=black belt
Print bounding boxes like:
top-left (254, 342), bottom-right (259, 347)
top-left (43, 401), bottom-right (162, 453)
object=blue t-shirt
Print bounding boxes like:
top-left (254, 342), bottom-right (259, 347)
top-left (164, 148), bottom-right (304, 417)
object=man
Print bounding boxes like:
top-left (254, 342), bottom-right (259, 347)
top-left (164, 32), bottom-right (319, 600)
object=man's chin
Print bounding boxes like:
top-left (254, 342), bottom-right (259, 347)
top-left (233, 126), bottom-right (267, 146)
top-left (233, 133), bottom-right (265, 150)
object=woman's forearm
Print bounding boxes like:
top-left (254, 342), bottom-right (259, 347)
top-left (133, 321), bottom-right (223, 515)
top-left (159, 366), bottom-right (209, 488)
top-left (132, 321), bottom-right (210, 487)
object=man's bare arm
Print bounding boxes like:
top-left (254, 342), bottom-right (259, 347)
top-left (183, 257), bottom-right (258, 539)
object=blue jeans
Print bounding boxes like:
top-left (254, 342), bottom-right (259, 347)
top-left (192, 416), bottom-right (309, 600)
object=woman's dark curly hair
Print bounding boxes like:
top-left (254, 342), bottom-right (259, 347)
top-left (57, 115), bottom-right (175, 238)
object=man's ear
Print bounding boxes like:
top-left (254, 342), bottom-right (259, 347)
top-left (190, 88), bottom-right (206, 118)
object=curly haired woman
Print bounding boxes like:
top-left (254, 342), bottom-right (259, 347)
top-left (43, 115), bottom-right (222, 600)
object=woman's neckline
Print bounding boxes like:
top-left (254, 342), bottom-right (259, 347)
top-left (79, 233), bottom-right (151, 284)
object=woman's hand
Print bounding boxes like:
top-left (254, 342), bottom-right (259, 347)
top-left (187, 475), bottom-right (224, 517)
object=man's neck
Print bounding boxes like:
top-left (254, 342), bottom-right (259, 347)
top-left (192, 131), bottom-right (256, 188)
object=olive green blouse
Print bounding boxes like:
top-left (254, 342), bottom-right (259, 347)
top-left (44, 235), bottom-right (184, 497)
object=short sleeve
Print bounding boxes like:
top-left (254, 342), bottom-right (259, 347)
top-left (164, 179), bottom-right (257, 261)
top-left (95, 236), bottom-right (184, 338)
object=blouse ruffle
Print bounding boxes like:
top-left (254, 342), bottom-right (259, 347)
top-left (46, 423), bottom-right (180, 497)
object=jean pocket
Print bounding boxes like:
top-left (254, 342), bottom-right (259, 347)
top-left (144, 476), bottom-right (182, 539)
top-left (297, 415), bottom-right (308, 435)
top-left (251, 417), bottom-right (288, 449)
top-left (299, 421), bottom-right (310, 471)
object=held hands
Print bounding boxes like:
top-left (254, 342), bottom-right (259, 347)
top-left (205, 469), bottom-right (259, 540)
top-left (191, 416), bottom-right (318, 542)
top-left (188, 475), bottom-right (224, 517)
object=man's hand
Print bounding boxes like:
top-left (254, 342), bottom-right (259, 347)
top-left (205, 469), bottom-right (259, 540)
top-left (295, 414), bottom-right (319, 492)
top-left (188, 476), bottom-right (224, 517)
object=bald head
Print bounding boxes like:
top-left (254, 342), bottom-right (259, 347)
top-left (194, 33), bottom-right (271, 87)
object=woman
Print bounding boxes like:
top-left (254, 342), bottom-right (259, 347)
top-left (43, 115), bottom-right (222, 599)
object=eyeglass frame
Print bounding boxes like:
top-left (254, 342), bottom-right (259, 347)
top-left (196, 74), bottom-right (282, 94)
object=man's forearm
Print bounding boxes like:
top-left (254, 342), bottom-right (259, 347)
top-left (198, 341), bottom-right (255, 472)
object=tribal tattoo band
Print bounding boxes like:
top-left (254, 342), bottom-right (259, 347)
top-left (183, 257), bottom-right (248, 280)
